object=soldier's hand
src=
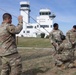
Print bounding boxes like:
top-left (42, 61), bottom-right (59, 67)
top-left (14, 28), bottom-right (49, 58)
top-left (52, 43), bottom-right (57, 47)
top-left (18, 15), bottom-right (23, 21)
top-left (72, 41), bottom-right (76, 45)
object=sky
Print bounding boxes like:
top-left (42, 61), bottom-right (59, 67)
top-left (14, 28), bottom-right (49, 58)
top-left (0, 0), bottom-right (76, 34)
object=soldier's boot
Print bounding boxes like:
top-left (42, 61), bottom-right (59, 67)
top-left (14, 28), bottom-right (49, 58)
top-left (57, 64), bottom-right (66, 70)
top-left (68, 64), bottom-right (73, 68)
top-left (60, 64), bottom-right (66, 69)
top-left (68, 63), bottom-right (75, 68)
top-left (55, 60), bottom-right (63, 67)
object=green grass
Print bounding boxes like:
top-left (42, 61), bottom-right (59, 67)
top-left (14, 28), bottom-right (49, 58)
top-left (18, 48), bottom-right (54, 74)
top-left (17, 37), bottom-right (52, 48)
top-left (19, 48), bottom-right (76, 75)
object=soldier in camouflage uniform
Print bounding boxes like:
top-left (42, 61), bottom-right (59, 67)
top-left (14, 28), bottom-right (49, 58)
top-left (55, 39), bottom-right (74, 68)
top-left (56, 25), bottom-right (76, 69)
top-left (49, 23), bottom-right (64, 50)
top-left (49, 23), bottom-right (65, 67)
top-left (66, 25), bottom-right (76, 53)
top-left (66, 25), bottom-right (76, 67)
top-left (0, 13), bottom-right (23, 75)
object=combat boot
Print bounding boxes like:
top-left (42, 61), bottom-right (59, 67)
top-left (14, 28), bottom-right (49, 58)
top-left (56, 64), bottom-right (66, 70)
top-left (68, 63), bottom-right (75, 68)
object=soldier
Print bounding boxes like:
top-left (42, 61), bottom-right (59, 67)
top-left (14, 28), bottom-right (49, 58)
top-left (66, 25), bottom-right (76, 50)
top-left (0, 13), bottom-right (23, 75)
top-left (49, 23), bottom-right (65, 52)
top-left (55, 39), bottom-right (74, 69)
top-left (49, 23), bottom-right (65, 65)
top-left (56, 25), bottom-right (76, 69)
top-left (66, 25), bottom-right (76, 67)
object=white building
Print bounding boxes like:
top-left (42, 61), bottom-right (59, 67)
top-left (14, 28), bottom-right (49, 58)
top-left (17, 1), bottom-right (56, 37)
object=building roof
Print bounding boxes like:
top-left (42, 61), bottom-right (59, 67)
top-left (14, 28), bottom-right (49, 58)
top-left (20, 1), bottom-right (30, 5)
top-left (39, 8), bottom-right (51, 12)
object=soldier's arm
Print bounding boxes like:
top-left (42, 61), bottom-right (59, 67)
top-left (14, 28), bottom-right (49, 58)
top-left (57, 43), bottom-right (64, 53)
top-left (66, 31), bottom-right (70, 42)
top-left (66, 30), bottom-right (76, 46)
top-left (49, 32), bottom-right (55, 44)
top-left (49, 32), bottom-right (57, 47)
top-left (6, 16), bottom-right (23, 34)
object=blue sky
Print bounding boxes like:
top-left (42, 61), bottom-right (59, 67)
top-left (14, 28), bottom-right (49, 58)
top-left (0, 0), bottom-right (76, 34)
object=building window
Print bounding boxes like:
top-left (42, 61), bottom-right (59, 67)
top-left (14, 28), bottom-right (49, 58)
top-left (50, 25), bottom-right (52, 28)
top-left (39, 12), bottom-right (51, 15)
top-left (27, 31), bottom-right (30, 33)
top-left (21, 35), bottom-right (24, 37)
top-left (40, 25), bottom-right (49, 28)
top-left (34, 26), bottom-right (36, 28)
top-left (23, 31), bottom-right (25, 33)
top-left (21, 4), bottom-right (29, 7)
top-left (37, 25), bottom-right (39, 28)
top-left (27, 26), bottom-right (33, 28)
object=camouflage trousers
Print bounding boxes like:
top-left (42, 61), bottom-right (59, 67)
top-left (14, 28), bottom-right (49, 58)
top-left (0, 52), bottom-right (22, 75)
top-left (54, 50), bottom-right (74, 67)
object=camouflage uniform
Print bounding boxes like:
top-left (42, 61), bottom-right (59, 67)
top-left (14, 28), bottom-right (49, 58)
top-left (0, 20), bottom-right (23, 75)
top-left (66, 29), bottom-right (76, 51)
top-left (49, 29), bottom-right (64, 66)
top-left (56, 29), bottom-right (76, 68)
top-left (55, 40), bottom-right (74, 67)
top-left (66, 29), bottom-right (76, 66)
top-left (49, 29), bottom-right (64, 47)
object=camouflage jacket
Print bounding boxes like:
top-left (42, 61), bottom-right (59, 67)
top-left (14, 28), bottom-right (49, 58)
top-left (66, 29), bottom-right (76, 46)
top-left (0, 21), bottom-right (23, 56)
top-left (49, 29), bottom-right (64, 44)
top-left (57, 29), bottom-right (76, 53)
top-left (57, 39), bottom-right (75, 56)
top-left (58, 39), bottom-right (72, 52)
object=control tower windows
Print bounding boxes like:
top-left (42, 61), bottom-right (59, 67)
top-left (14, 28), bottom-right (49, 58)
top-left (39, 12), bottom-right (51, 15)
top-left (21, 4), bottom-right (29, 7)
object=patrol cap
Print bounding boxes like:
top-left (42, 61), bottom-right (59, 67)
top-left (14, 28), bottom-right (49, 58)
top-left (3, 13), bottom-right (12, 20)
top-left (73, 25), bottom-right (76, 29)
top-left (53, 23), bottom-right (58, 27)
